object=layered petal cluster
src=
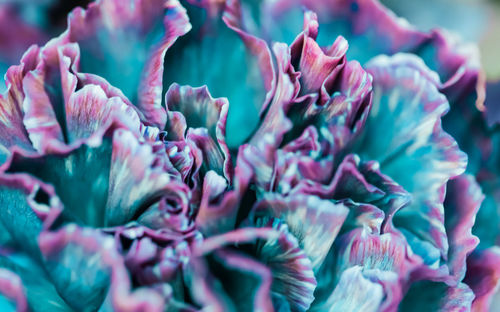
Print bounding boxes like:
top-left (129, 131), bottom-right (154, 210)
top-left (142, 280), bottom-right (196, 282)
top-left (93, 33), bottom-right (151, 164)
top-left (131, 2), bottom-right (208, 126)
top-left (0, 0), bottom-right (496, 311)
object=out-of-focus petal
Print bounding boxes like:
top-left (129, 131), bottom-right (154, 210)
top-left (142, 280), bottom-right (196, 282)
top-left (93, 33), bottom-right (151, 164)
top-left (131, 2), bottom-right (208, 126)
top-left (444, 174), bottom-right (482, 284)
top-left (464, 247), bottom-right (500, 312)
top-left (356, 53), bottom-right (467, 267)
top-left (0, 6), bottom-right (46, 93)
top-left (399, 280), bottom-right (474, 312)
top-left (484, 80), bottom-right (500, 127)
top-left (0, 268), bottom-right (28, 312)
top-left (0, 253), bottom-right (71, 311)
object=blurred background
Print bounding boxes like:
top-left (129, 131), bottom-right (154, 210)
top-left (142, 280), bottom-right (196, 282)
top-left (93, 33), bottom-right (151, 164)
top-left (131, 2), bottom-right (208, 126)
top-left (381, 0), bottom-right (500, 81)
top-left (0, 0), bottom-right (499, 80)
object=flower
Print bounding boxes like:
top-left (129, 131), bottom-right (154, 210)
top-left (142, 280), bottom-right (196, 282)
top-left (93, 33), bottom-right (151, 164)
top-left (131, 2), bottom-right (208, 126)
top-left (0, 0), bottom-right (496, 311)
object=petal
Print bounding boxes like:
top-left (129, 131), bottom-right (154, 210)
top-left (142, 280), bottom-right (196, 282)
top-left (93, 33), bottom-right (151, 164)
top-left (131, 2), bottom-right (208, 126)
top-left (39, 224), bottom-right (166, 311)
top-left (0, 253), bottom-right (71, 311)
top-left (66, 0), bottom-right (191, 127)
top-left (65, 84), bottom-right (141, 143)
top-left (0, 6), bottom-right (46, 85)
top-left (186, 248), bottom-right (274, 312)
top-left (246, 219), bottom-right (317, 311)
top-left (165, 83), bottom-right (232, 180)
top-left (196, 145), bottom-right (254, 236)
top-left (114, 224), bottom-right (201, 285)
top-left (0, 268), bottom-right (28, 312)
top-left (250, 192), bottom-right (348, 271)
top-left (249, 42), bottom-right (298, 148)
top-left (260, 0), bottom-right (483, 141)
top-left (444, 174), bottom-right (482, 284)
top-left (484, 80), bottom-right (500, 127)
top-left (315, 60), bottom-right (373, 151)
top-left (107, 129), bottom-right (188, 226)
top-left (197, 223), bottom-right (317, 311)
top-left (4, 127), bottom-right (179, 229)
top-left (20, 40), bottom-right (146, 152)
top-left (311, 266), bottom-right (383, 312)
top-left (289, 11), bottom-right (347, 98)
top-left (163, 0), bottom-right (275, 147)
top-left (0, 173), bottom-right (62, 258)
top-left (356, 53), bottom-right (467, 266)
top-left (0, 46), bottom-right (39, 163)
top-left (334, 228), bottom-right (421, 280)
top-left (399, 281), bottom-right (474, 312)
top-left (464, 247), bottom-right (500, 312)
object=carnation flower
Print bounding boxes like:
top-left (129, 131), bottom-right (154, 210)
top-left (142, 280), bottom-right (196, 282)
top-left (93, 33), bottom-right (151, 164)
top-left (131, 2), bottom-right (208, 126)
top-left (0, 0), bottom-right (497, 311)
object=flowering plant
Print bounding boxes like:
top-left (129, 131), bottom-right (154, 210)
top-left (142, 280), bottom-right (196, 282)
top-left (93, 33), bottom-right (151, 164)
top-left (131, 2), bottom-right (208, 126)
top-left (0, 0), bottom-right (498, 311)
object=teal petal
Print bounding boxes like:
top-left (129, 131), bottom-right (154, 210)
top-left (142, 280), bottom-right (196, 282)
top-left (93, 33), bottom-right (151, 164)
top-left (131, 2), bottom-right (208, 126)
top-left (354, 54), bottom-right (467, 266)
top-left (163, 1), bottom-right (275, 148)
top-left (311, 266), bottom-right (383, 312)
top-left (399, 281), bottom-right (474, 312)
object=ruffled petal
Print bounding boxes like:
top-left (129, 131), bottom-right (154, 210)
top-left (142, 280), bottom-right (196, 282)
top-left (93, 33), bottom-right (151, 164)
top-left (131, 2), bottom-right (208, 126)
top-left (311, 266), bottom-right (383, 312)
top-left (245, 219), bottom-right (317, 311)
top-left (65, 0), bottom-right (191, 127)
top-left (0, 253), bottom-right (71, 311)
top-left (336, 228), bottom-right (420, 277)
top-left (112, 224), bottom-right (201, 285)
top-left (355, 53), bottom-right (467, 266)
top-left (163, 0), bottom-right (275, 147)
top-left (314, 227), bottom-right (421, 310)
top-left (3, 127), bottom-right (179, 229)
top-left (399, 280), bottom-right (474, 312)
top-left (0, 268), bottom-right (28, 312)
top-left (165, 83), bottom-right (232, 180)
top-left (0, 46), bottom-right (39, 163)
top-left (17, 39), bottom-right (149, 154)
top-left (186, 248), bottom-right (274, 311)
top-left (39, 224), bottom-right (167, 311)
top-left (195, 224), bottom-right (316, 311)
top-left (250, 193), bottom-right (348, 271)
top-left (289, 11), bottom-right (347, 98)
top-left (107, 129), bottom-right (188, 226)
top-left (464, 247), bottom-right (500, 312)
top-left (65, 85), bottom-right (141, 143)
top-left (0, 173), bottom-right (62, 258)
top-left (196, 145), bottom-right (254, 236)
top-left (264, 0), bottom-right (481, 101)
top-left (444, 174), bottom-right (482, 284)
